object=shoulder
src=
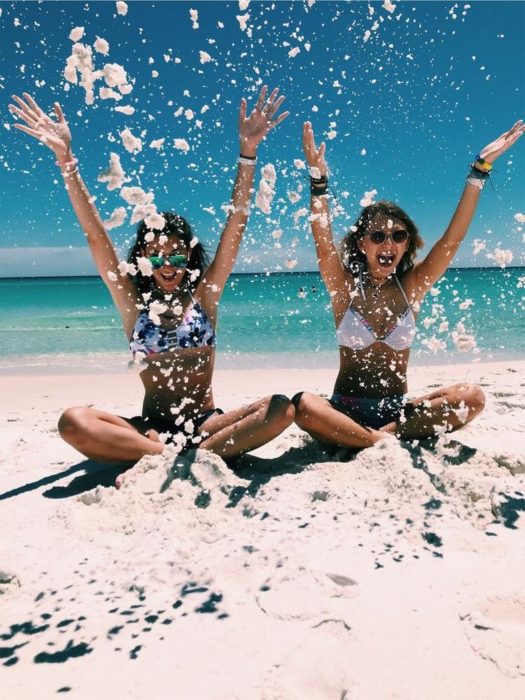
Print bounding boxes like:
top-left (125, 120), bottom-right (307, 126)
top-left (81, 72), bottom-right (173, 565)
top-left (398, 265), bottom-right (426, 304)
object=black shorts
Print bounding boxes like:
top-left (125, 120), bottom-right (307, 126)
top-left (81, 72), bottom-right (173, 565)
top-left (124, 408), bottom-right (224, 446)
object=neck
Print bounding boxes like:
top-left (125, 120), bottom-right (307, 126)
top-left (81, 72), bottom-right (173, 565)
top-left (366, 272), bottom-right (393, 287)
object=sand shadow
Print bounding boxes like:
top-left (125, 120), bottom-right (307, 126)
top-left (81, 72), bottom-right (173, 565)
top-left (42, 460), bottom-right (131, 499)
top-left (225, 441), bottom-right (357, 506)
top-left (402, 438), bottom-right (478, 494)
top-left (0, 460), bottom-right (131, 502)
top-left (0, 435), bottom-right (479, 504)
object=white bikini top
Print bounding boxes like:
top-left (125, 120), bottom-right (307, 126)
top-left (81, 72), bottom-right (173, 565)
top-left (336, 276), bottom-right (416, 352)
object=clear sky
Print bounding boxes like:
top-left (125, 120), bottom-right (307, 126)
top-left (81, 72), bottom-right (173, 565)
top-left (1, 0), bottom-right (524, 277)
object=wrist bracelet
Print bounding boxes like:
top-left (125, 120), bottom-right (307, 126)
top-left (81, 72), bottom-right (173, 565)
top-left (61, 166), bottom-right (79, 178)
top-left (238, 155), bottom-right (257, 166)
top-left (56, 156), bottom-right (78, 168)
top-left (466, 167), bottom-right (489, 190)
top-left (468, 165), bottom-right (490, 178)
top-left (474, 154), bottom-right (493, 172)
top-left (466, 176), bottom-right (486, 190)
top-left (310, 174), bottom-right (328, 196)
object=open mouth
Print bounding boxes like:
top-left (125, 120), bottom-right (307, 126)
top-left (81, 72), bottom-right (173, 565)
top-left (377, 253), bottom-right (395, 268)
top-left (159, 271), bottom-right (178, 282)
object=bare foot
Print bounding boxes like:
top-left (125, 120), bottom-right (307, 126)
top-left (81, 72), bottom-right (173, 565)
top-left (373, 428), bottom-right (398, 444)
top-left (115, 430), bottom-right (164, 489)
top-left (145, 428), bottom-right (162, 443)
top-left (115, 468), bottom-right (132, 489)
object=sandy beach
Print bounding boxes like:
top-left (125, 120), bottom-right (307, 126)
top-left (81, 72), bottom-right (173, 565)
top-left (1, 360), bottom-right (525, 699)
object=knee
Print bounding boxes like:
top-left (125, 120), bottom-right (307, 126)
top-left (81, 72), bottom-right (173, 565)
top-left (450, 383), bottom-right (486, 418)
top-left (291, 392), bottom-right (316, 426)
top-left (265, 394), bottom-right (295, 428)
top-left (58, 406), bottom-right (91, 443)
top-left (464, 383), bottom-right (485, 415)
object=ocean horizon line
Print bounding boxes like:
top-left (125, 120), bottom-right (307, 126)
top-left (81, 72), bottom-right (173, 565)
top-left (1, 265), bottom-right (524, 282)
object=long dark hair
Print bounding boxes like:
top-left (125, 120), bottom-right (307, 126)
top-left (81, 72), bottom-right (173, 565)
top-left (340, 201), bottom-right (423, 276)
top-left (127, 211), bottom-right (210, 296)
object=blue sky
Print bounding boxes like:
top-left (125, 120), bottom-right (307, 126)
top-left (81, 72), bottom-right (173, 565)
top-left (1, 0), bottom-right (524, 277)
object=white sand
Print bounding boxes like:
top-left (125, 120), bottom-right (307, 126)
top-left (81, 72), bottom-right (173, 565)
top-left (1, 361), bottom-right (525, 698)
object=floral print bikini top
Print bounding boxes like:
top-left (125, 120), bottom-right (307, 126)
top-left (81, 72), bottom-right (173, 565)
top-left (129, 300), bottom-right (216, 356)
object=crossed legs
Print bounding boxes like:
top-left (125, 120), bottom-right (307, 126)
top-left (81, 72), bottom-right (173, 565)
top-left (381, 383), bottom-right (485, 439)
top-left (293, 383), bottom-right (485, 449)
top-left (58, 394), bottom-right (295, 465)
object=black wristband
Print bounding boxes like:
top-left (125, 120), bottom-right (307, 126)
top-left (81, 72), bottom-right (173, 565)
top-left (468, 165), bottom-right (490, 179)
top-left (310, 174), bottom-right (328, 196)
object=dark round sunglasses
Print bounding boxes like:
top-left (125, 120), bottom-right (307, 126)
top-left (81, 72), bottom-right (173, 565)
top-left (148, 254), bottom-right (189, 269)
top-left (367, 230), bottom-right (409, 245)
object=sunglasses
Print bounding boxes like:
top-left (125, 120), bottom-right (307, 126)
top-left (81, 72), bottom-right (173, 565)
top-left (148, 254), bottom-right (189, 269)
top-left (366, 230), bottom-right (409, 245)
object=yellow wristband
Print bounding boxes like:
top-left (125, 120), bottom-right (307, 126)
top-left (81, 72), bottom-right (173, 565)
top-left (474, 155), bottom-right (492, 172)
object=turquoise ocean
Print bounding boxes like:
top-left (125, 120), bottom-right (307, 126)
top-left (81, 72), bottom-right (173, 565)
top-left (1, 269), bottom-right (524, 373)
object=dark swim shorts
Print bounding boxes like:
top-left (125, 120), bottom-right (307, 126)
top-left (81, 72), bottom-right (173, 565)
top-left (125, 408), bottom-right (224, 446)
top-left (329, 394), bottom-right (406, 430)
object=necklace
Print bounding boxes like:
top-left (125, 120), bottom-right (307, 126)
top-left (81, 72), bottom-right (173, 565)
top-left (365, 274), bottom-right (393, 300)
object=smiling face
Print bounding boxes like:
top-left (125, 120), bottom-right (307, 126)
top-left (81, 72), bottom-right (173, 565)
top-left (142, 235), bottom-right (190, 293)
top-left (358, 214), bottom-right (409, 279)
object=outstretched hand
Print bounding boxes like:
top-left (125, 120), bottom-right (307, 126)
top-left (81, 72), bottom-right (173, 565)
top-left (238, 85), bottom-right (289, 157)
top-left (9, 93), bottom-right (72, 160)
top-left (478, 120), bottom-right (524, 164)
top-left (302, 122), bottom-right (328, 178)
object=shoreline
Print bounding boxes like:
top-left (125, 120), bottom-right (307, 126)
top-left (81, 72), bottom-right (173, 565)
top-left (1, 264), bottom-right (524, 280)
top-left (1, 350), bottom-right (524, 377)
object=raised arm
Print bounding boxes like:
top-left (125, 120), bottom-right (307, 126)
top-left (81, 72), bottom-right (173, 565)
top-left (406, 120), bottom-right (524, 300)
top-left (10, 93), bottom-right (139, 335)
top-left (196, 86), bottom-right (289, 307)
top-left (302, 122), bottom-right (350, 312)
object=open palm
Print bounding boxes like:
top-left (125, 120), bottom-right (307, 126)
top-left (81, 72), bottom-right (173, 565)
top-left (10, 93), bottom-right (72, 160)
top-left (239, 85), bottom-right (289, 156)
top-left (479, 120), bottom-right (524, 164)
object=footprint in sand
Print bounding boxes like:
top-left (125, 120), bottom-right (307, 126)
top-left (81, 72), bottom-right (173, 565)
top-left (461, 595), bottom-right (525, 678)
top-left (262, 619), bottom-right (353, 699)
top-left (256, 570), bottom-right (358, 622)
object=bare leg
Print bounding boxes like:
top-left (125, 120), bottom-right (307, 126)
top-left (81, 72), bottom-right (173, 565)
top-left (381, 383), bottom-right (485, 439)
top-left (58, 406), bottom-right (164, 463)
top-left (197, 394), bottom-right (295, 458)
top-left (292, 392), bottom-right (386, 449)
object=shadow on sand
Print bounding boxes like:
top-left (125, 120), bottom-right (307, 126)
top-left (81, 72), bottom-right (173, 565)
top-left (0, 437), bottom-right (478, 503)
top-left (0, 460), bottom-right (131, 502)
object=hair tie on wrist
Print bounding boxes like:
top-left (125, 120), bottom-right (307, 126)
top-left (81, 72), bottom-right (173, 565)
top-left (238, 155), bottom-right (257, 166)
top-left (310, 174), bottom-right (328, 196)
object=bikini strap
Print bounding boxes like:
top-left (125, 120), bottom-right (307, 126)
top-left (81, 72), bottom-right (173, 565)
top-left (394, 275), bottom-right (412, 309)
